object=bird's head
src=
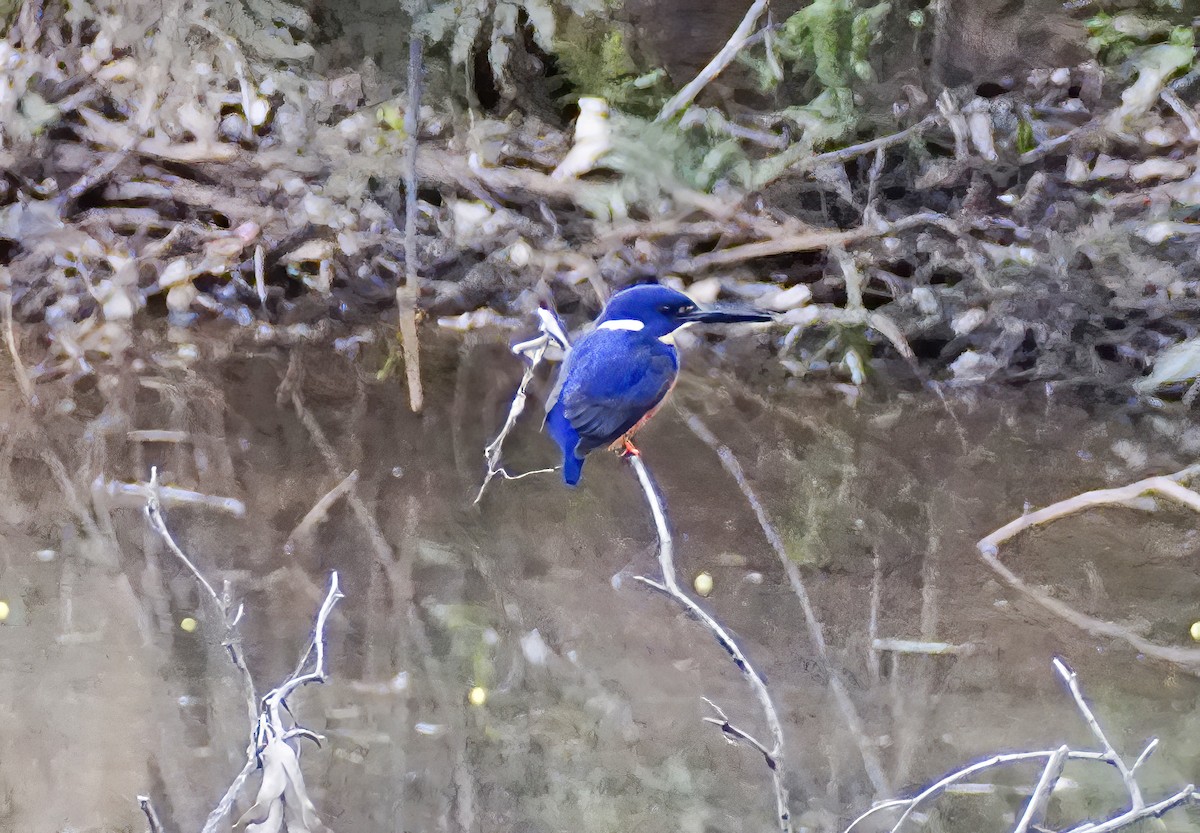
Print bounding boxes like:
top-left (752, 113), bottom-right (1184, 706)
top-left (596, 284), bottom-right (773, 340)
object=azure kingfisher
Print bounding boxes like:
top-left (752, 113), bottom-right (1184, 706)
top-left (546, 284), bottom-right (773, 485)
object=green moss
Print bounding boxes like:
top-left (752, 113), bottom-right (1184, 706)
top-left (553, 22), bottom-right (670, 116)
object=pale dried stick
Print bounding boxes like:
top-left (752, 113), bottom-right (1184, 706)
top-left (1012, 745), bottom-right (1068, 833)
top-left (1053, 658), bottom-right (1143, 811)
top-left (702, 697), bottom-right (777, 769)
top-left (229, 572), bottom-right (343, 833)
top-left (874, 749), bottom-right (1108, 833)
top-left (1, 283), bottom-right (35, 405)
top-left (978, 465), bottom-right (1200, 553)
top-left (1058, 785), bottom-right (1196, 833)
top-left (808, 114), bottom-right (941, 172)
top-left (672, 211), bottom-right (941, 273)
top-left (681, 408), bottom-right (892, 796)
top-left (145, 470), bottom-right (258, 833)
top-left (475, 308), bottom-right (570, 502)
top-left (628, 452), bottom-right (792, 833)
top-left (285, 469), bottom-right (359, 554)
top-left (851, 660), bottom-right (1195, 833)
top-left (137, 795), bottom-right (165, 833)
top-left (656, 0), bottom-right (769, 122)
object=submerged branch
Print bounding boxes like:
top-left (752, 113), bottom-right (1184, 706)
top-left (977, 464), bottom-right (1200, 668)
top-left (846, 660), bottom-right (1195, 833)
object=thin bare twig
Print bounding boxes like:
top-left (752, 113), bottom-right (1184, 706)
top-left (1, 282), bottom-right (35, 405)
top-left (670, 211), bottom-right (941, 274)
top-left (702, 697), bottom-right (776, 770)
top-left (137, 795), bottom-right (165, 833)
top-left (475, 308), bottom-right (570, 503)
top-left (845, 660), bottom-right (1198, 833)
top-left (626, 453), bottom-right (792, 833)
top-left (264, 572), bottom-right (344, 729)
top-left (1059, 785), bottom-right (1195, 833)
top-left (230, 572), bottom-right (343, 833)
top-left (146, 467), bottom-right (223, 610)
top-left (656, 0), bottom-right (769, 122)
top-left (99, 475), bottom-right (246, 517)
top-left (1012, 745), bottom-right (1068, 833)
top-left (808, 113), bottom-right (940, 171)
top-left (1131, 738), bottom-right (1159, 774)
top-left (880, 749), bottom-right (1108, 833)
top-left (145, 468), bottom-right (343, 833)
top-left (871, 638), bottom-right (973, 655)
top-left (1053, 658), bottom-right (1143, 811)
top-left (868, 549), bottom-right (882, 684)
top-left (680, 408), bottom-right (892, 796)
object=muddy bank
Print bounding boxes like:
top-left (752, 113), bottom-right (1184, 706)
top-left (3, 0), bottom-right (1200, 402)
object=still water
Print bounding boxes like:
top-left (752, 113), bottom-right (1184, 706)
top-left (1, 326), bottom-right (1198, 833)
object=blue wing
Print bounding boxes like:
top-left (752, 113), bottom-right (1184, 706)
top-left (552, 329), bottom-right (679, 456)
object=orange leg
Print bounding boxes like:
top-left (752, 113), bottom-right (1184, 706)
top-left (620, 437), bottom-right (641, 457)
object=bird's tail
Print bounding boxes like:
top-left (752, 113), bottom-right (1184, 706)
top-left (561, 453), bottom-right (585, 486)
top-left (546, 400), bottom-right (585, 486)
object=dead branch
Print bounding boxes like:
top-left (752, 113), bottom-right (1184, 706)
top-left (137, 795), bottom-right (165, 833)
top-left (231, 572), bottom-right (343, 833)
top-left (702, 696), bottom-right (776, 770)
top-left (681, 408), bottom-right (892, 796)
top-left (1052, 658), bottom-right (1143, 811)
top-left (977, 464), bottom-right (1200, 668)
top-left (804, 114), bottom-right (941, 172)
top-left (285, 469), bottom-right (359, 555)
top-left (842, 659), bottom-right (1197, 833)
top-left (99, 475), bottom-right (246, 517)
top-left (670, 211), bottom-right (943, 273)
top-left (1012, 745), bottom-right (1068, 833)
top-left (475, 307), bottom-right (569, 502)
top-left (626, 452), bottom-right (792, 833)
top-left (1, 279), bottom-right (36, 406)
top-left (144, 468), bottom-right (344, 833)
top-left (656, 0), bottom-right (769, 123)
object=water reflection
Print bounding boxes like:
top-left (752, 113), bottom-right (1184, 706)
top-left (1, 328), bottom-right (1199, 833)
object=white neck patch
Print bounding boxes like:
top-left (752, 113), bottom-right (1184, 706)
top-left (598, 319), bottom-right (645, 332)
top-left (658, 321), bottom-right (693, 344)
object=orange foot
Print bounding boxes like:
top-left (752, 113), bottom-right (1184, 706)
top-left (620, 438), bottom-right (642, 458)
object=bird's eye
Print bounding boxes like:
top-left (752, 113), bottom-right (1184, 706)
top-left (658, 304), bottom-right (672, 313)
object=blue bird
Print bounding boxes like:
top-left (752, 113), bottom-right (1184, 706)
top-left (546, 284), bottom-right (773, 485)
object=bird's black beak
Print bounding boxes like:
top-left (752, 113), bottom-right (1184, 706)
top-left (682, 304), bottom-right (775, 325)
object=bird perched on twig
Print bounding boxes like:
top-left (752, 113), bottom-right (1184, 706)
top-left (547, 284), bottom-right (773, 485)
